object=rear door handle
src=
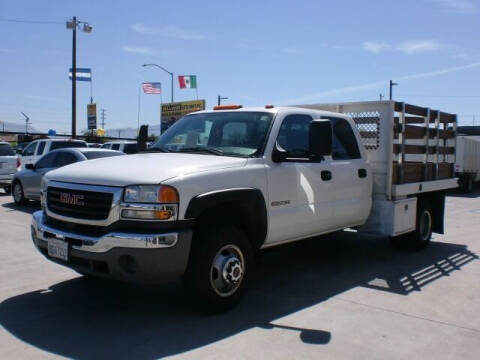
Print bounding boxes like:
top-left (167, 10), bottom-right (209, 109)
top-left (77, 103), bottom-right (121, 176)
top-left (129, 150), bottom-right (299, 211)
top-left (358, 168), bottom-right (367, 178)
top-left (321, 170), bottom-right (332, 181)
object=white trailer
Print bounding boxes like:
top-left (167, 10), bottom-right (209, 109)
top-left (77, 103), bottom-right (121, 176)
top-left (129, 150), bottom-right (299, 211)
top-left (297, 100), bottom-right (458, 238)
top-left (455, 136), bottom-right (480, 192)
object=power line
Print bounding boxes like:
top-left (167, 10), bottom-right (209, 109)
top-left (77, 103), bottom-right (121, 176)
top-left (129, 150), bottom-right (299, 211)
top-left (0, 18), bottom-right (63, 24)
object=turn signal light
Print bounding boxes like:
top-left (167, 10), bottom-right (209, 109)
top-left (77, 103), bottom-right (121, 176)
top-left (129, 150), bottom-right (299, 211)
top-left (158, 186), bottom-right (179, 203)
top-left (213, 105), bottom-right (243, 110)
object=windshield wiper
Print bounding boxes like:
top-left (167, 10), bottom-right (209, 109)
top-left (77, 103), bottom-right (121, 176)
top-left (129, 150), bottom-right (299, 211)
top-left (178, 147), bottom-right (224, 156)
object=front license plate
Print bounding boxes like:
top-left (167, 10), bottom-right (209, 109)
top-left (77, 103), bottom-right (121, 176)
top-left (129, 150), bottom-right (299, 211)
top-left (48, 238), bottom-right (69, 261)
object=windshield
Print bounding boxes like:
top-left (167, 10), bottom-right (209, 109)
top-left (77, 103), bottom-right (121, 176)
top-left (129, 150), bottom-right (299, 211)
top-left (82, 151), bottom-right (124, 160)
top-left (0, 144), bottom-right (15, 156)
top-left (50, 141), bottom-right (87, 151)
top-left (151, 111), bottom-right (274, 157)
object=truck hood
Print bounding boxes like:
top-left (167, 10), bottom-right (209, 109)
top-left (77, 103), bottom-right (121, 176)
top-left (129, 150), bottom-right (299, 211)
top-left (45, 153), bottom-right (248, 187)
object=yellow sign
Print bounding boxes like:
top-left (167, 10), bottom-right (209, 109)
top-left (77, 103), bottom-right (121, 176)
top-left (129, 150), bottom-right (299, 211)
top-left (161, 100), bottom-right (205, 132)
top-left (87, 103), bottom-right (97, 129)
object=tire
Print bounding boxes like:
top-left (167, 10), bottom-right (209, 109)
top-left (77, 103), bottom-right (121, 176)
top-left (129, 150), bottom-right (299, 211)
top-left (405, 200), bottom-right (433, 250)
top-left (184, 224), bottom-right (253, 313)
top-left (12, 181), bottom-right (25, 205)
top-left (4, 185), bottom-right (11, 195)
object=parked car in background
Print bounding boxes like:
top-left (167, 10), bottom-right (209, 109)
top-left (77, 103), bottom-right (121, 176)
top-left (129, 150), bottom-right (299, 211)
top-left (12, 148), bottom-right (123, 204)
top-left (101, 140), bottom-right (138, 154)
top-left (21, 139), bottom-right (88, 168)
top-left (87, 143), bottom-right (102, 148)
top-left (455, 135), bottom-right (480, 192)
top-left (0, 141), bottom-right (19, 194)
top-left (14, 142), bottom-right (30, 154)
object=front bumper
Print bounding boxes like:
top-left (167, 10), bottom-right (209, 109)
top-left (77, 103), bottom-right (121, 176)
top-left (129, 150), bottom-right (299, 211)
top-left (0, 174), bottom-right (14, 185)
top-left (31, 210), bottom-right (192, 283)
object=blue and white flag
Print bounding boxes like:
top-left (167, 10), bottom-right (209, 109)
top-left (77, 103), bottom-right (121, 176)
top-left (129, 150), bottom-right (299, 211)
top-left (69, 68), bottom-right (92, 81)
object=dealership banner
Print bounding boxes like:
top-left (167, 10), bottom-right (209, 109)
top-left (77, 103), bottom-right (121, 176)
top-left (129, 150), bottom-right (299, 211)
top-left (161, 100), bottom-right (205, 132)
top-left (87, 103), bottom-right (97, 130)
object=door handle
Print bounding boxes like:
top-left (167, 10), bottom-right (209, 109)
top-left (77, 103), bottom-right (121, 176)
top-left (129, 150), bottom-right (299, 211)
top-left (358, 168), bottom-right (367, 178)
top-left (321, 170), bottom-right (332, 181)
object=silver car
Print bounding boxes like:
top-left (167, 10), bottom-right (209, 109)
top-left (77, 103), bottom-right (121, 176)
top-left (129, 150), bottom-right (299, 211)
top-left (0, 141), bottom-right (19, 195)
top-left (12, 148), bottom-right (123, 204)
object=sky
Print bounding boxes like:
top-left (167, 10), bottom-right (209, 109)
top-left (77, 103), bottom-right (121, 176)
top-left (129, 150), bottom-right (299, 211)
top-left (0, 0), bottom-right (479, 134)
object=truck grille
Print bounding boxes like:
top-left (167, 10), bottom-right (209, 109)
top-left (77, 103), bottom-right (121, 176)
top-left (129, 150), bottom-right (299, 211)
top-left (47, 186), bottom-right (113, 220)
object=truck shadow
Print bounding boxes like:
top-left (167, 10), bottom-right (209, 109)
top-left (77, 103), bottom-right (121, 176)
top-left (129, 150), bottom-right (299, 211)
top-left (0, 231), bottom-right (477, 359)
top-left (1, 201), bottom-right (40, 215)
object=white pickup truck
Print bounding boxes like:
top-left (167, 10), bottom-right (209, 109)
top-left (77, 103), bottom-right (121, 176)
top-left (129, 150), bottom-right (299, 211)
top-left (31, 101), bottom-right (458, 311)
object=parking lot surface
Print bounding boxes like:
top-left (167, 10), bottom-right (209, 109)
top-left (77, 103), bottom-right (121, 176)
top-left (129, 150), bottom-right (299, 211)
top-left (0, 190), bottom-right (479, 359)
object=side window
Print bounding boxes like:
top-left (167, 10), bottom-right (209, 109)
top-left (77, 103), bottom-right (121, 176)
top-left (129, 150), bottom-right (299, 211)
top-left (55, 152), bottom-right (78, 167)
top-left (276, 114), bottom-right (312, 158)
top-left (23, 142), bottom-right (38, 156)
top-left (35, 153), bottom-right (57, 169)
top-left (36, 141), bottom-right (46, 155)
top-left (111, 144), bottom-right (120, 151)
top-left (327, 118), bottom-right (361, 160)
top-left (123, 143), bottom-right (138, 154)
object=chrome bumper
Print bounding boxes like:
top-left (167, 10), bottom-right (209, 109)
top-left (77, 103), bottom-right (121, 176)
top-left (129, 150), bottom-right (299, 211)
top-left (31, 210), bottom-right (178, 253)
top-left (0, 174), bottom-right (14, 184)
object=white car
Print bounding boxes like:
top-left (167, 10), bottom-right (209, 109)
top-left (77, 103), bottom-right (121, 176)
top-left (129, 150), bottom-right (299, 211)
top-left (0, 141), bottom-right (19, 194)
top-left (21, 139), bottom-right (87, 167)
top-left (101, 141), bottom-right (138, 154)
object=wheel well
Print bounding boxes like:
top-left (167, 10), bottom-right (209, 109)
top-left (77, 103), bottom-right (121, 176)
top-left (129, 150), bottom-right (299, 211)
top-left (186, 189), bottom-right (268, 251)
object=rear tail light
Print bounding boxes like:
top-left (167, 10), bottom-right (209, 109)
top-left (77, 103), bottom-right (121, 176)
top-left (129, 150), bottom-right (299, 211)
top-left (16, 157), bottom-right (21, 168)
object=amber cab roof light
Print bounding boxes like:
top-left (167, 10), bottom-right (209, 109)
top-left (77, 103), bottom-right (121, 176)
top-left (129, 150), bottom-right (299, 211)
top-left (213, 105), bottom-right (243, 110)
top-left (265, 104), bottom-right (274, 109)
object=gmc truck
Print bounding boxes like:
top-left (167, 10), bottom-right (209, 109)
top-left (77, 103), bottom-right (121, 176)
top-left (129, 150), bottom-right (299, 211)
top-left (30, 101), bottom-right (458, 312)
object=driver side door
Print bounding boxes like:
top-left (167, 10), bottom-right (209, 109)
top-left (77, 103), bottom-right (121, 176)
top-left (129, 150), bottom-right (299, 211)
top-left (22, 152), bottom-right (58, 199)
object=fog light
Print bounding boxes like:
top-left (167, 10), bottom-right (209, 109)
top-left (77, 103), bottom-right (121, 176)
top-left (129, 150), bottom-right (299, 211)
top-left (121, 209), bottom-right (173, 220)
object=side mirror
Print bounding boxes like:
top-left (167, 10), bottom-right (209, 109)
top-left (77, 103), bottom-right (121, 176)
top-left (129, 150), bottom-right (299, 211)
top-left (16, 149), bottom-right (23, 155)
top-left (25, 163), bottom-right (35, 170)
top-left (309, 120), bottom-right (332, 160)
top-left (272, 142), bottom-right (287, 163)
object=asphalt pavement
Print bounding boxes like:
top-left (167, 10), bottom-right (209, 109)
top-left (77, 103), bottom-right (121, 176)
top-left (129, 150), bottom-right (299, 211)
top-left (0, 189), bottom-right (479, 359)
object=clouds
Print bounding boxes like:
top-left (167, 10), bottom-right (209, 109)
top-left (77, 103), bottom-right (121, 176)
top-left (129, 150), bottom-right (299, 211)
top-left (286, 62), bottom-right (480, 103)
top-left (363, 40), bottom-right (441, 55)
top-left (431, 0), bottom-right (478, 13)
top-left (122, 46), bottom-right (152, 54)
top-left (131, 24), bottom-right (206, 40)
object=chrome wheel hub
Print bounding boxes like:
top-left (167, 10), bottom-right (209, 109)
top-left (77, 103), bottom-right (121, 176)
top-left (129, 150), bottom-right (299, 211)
top-left (210, 244), bottom-right (245, 297)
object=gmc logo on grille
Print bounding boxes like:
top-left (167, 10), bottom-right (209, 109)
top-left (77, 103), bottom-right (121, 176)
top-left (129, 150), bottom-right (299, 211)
top-left (59, 192), bottom-right (85, 206)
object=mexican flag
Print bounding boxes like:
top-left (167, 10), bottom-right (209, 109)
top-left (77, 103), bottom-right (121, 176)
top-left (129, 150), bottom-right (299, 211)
top-left (178, 75), bottom-right (197, 89)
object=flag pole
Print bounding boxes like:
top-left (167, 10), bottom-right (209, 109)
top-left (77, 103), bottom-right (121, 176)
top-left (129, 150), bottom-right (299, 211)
top-left (90, 69), bottom-right (93, 103)
top-left (137, 85), bottom-right (141, 134)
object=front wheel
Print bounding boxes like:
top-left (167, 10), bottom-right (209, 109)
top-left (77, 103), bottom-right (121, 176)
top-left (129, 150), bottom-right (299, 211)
top-left (185, 224), bottom-right (253, 313)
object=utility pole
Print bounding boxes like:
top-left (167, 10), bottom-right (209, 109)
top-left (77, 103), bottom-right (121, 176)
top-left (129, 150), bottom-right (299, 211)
top-left (218, 95), bottom-right (228, 106)
top-left (100, 108), bottom-right (106, 129)
top-left (389, 80), bottom-right (398, 100)
top-left (118, 129), bottom-right (121, 138)
top-left (66, 17), bottom-right (93, 139)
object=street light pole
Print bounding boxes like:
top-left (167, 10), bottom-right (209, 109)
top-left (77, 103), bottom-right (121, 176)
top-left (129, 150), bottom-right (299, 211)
top-left (142, 64), bottom-right (174, 103)
top-left (218, 95), bottom-right (228, 105)
top-left (389, 80), bottom-right (398, 100)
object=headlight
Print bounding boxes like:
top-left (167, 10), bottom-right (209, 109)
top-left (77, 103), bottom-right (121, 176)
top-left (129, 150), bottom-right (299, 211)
top-left (123, 185), bottom-right (179, 203)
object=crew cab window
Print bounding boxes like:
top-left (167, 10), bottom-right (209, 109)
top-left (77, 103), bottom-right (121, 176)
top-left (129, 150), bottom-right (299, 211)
top-left (23, 142), bottom-right (37, 156)
top-left (325, 117), bottom-right (361, 160)
top-left (111, 144), bottom-right (121, 151)
top-left (35, 153), bottom-right (57, 169)
top-left (36, 141), bottom-right (46, 155)
top-left (277, 114), bottom-right (313, 159)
